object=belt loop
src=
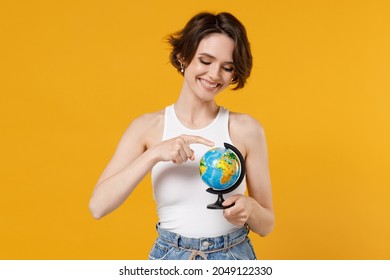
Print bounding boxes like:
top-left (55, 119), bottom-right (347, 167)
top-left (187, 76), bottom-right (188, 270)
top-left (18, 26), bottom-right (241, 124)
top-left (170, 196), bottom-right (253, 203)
top-left (174, 233), bottom-right (180, 248)
top-left (245, 223), bottom-right (250, 234)
top-left (223, 233), bottom-right (228, 250)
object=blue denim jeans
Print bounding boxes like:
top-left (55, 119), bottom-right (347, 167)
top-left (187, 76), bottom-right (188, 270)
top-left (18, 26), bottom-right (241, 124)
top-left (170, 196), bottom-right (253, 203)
top-left (149, 224), bottom-right (257, 260)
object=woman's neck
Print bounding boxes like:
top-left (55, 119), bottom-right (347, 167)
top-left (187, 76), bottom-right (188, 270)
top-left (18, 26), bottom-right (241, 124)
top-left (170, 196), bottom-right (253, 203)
top-left (174, 92), bottom-right (220, 129)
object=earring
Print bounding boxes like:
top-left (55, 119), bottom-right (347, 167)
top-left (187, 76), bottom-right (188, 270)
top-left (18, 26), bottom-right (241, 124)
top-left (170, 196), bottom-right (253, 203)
top-left (180, 62), bottom-right (185, 73)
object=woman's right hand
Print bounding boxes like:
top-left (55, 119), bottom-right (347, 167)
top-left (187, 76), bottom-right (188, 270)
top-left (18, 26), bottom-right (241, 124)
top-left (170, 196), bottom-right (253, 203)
top-left (152, 134), bottom-right (214, 164)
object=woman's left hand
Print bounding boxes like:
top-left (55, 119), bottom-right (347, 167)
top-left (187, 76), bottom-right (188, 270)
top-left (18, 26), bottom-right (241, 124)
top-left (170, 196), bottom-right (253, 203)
top-left (222, 194), bottom-right (253, 227)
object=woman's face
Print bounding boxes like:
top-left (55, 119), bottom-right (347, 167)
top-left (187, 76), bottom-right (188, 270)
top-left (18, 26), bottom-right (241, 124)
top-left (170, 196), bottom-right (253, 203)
top-left (182, 33), bottom-right (235, 101)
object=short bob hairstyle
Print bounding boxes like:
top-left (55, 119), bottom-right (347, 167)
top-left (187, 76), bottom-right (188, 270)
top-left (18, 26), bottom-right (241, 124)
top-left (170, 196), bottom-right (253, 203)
top-left (168, 12), bottom-right (252, 90)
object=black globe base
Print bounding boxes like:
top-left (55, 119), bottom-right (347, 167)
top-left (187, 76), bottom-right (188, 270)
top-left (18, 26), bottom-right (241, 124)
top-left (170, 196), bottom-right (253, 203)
top-left (207, 193), bottom-right (234, 209)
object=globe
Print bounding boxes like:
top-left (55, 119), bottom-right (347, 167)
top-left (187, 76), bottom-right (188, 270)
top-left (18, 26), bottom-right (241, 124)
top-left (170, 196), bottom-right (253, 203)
top-left (199, 147), bottom-right (241, 191)
top-left (199, 143), bottom-right (245, 209)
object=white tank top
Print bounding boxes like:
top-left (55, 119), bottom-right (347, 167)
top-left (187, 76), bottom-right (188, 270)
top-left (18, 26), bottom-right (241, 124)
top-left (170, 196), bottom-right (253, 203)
top-left (151, 104), bottom-right (246, 238)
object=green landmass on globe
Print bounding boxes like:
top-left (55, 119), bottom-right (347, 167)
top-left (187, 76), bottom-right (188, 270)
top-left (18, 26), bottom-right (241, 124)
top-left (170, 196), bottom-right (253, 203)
top-left (199, 147), bottom-right (241, 190)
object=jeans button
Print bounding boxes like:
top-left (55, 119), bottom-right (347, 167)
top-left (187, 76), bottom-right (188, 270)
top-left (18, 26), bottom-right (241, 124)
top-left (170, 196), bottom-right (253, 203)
top-left (202, 241), bottom-right (210, 247)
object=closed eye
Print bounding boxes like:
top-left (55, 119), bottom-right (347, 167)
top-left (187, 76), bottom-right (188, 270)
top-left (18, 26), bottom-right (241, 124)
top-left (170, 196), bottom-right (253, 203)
top-left (200, 59), bottom-right (211, 65)
top-left (223, 67), bottom-right (234, 72)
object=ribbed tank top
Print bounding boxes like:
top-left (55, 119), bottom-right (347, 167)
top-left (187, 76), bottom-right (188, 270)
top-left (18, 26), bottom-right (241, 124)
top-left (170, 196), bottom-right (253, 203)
top-left (151, 104), bottom-right (246, 238)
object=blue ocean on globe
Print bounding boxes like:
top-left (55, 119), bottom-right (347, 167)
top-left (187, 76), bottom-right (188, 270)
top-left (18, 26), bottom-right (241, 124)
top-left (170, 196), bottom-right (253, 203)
top-left (199, 147), bottom-right (241, 190)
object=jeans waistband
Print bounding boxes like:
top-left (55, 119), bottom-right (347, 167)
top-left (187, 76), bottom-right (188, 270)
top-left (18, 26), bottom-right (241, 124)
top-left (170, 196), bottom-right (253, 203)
top-left (156, 223), bottom-right (249, 252)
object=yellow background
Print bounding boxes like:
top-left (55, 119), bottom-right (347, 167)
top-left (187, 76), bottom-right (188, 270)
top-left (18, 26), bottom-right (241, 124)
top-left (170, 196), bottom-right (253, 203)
top-left (1, 0), bottom-right (389, 259)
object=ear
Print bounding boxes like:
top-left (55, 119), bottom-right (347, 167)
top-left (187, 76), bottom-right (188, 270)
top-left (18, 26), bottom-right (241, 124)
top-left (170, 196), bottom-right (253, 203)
top-left (177, 54), bottom-right (185, 64)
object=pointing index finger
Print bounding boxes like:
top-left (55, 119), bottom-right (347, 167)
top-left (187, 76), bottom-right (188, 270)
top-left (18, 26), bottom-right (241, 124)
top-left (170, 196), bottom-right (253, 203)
top-left (183, 135), bottom-right (214, 147)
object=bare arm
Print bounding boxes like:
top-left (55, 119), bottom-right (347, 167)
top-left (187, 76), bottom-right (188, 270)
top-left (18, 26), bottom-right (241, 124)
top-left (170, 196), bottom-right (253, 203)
top-left (223, 114), bottom-right (275, 237)
top-left (89, 113), bottom-right (214, 219)
top-left (89, 115), bottom-right (156, 219)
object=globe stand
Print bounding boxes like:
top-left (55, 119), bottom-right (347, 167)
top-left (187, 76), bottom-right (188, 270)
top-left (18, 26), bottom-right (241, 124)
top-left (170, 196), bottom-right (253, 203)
top-left (206, 143), bottom-right (246, 210)
top-left (206, 189), bottom-right (233, 209)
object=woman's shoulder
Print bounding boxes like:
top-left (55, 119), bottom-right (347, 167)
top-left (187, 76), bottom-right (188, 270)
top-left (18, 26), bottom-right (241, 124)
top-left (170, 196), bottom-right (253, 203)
top-left (125, 109), bottom-right (165, 148)
top-left (132, 109), bottom-right (165, 128)
top-left (229, 111), bottom-right (265, 135)
top-left (228, 111), bottom-right (266, 155)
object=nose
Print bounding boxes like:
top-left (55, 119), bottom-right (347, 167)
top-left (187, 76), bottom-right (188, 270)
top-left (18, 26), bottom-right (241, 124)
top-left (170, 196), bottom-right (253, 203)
top-left (208, 64), bottom-right (221, 81)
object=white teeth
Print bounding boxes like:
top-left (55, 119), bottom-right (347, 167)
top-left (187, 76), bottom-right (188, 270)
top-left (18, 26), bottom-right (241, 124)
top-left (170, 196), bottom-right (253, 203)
top-left (200, 79), bottom-right (218, 88)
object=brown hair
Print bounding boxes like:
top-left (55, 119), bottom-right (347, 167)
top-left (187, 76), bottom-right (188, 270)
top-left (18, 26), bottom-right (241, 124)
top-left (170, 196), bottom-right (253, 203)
top-left (167, 12), bottom-right (253, 90)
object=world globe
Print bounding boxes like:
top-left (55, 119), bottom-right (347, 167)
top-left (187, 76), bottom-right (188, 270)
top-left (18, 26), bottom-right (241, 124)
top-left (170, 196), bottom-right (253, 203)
top-left (199, 143), bottom-right (246, 209)
top-left (200, 148), bottom-right (241, 190)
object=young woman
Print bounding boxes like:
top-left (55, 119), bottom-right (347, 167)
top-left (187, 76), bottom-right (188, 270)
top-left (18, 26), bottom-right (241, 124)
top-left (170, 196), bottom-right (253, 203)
top-left (89, 12), bottom-right (274, 260)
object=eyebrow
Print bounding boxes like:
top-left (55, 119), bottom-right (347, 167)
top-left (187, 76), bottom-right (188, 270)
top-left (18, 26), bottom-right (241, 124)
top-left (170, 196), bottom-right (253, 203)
top-left (198, 53), bottom-right (234, 65)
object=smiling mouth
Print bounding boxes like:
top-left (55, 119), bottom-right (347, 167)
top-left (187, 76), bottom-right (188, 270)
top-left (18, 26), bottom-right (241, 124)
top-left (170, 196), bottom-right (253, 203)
top-left (199, 78), bottom-right (220, 89)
